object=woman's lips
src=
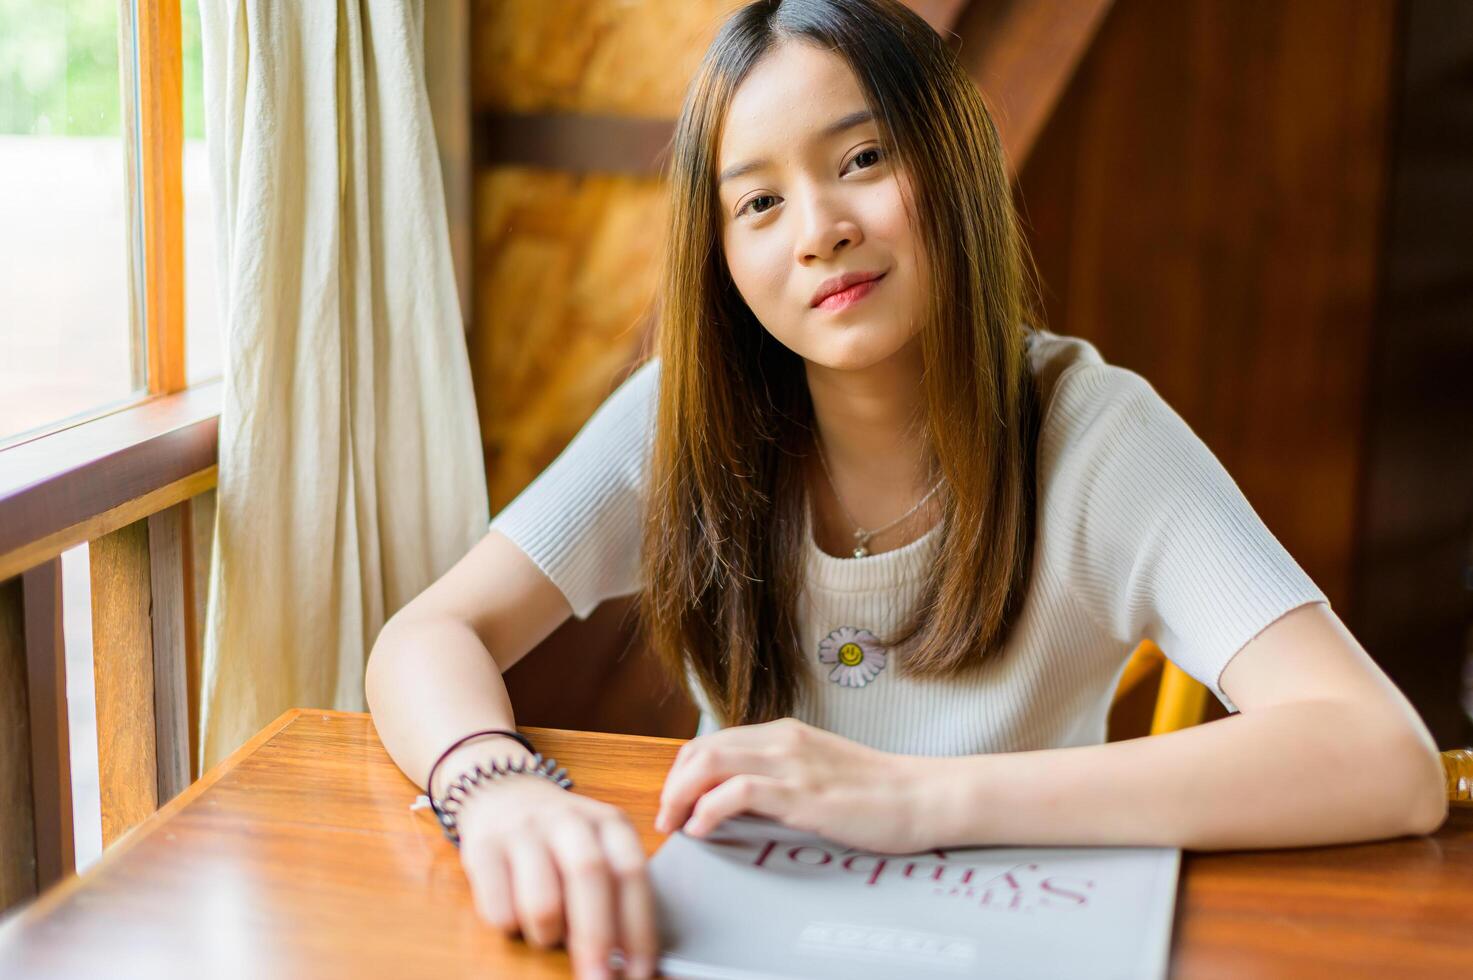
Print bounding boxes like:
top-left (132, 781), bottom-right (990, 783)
top-left (814, 272), bottom-right (886, 312)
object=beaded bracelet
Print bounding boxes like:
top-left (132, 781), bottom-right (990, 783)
top-left (422, 729), bottom-right (574, 847)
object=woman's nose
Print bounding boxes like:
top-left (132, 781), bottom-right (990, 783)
top-left (794, 193), bottom-right (862, 264)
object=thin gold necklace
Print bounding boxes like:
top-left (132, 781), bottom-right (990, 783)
top-left (814, 436), bottom-right (945, 558)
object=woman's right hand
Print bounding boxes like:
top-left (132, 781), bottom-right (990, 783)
top-left (454, 773), bottom-right (659, 980)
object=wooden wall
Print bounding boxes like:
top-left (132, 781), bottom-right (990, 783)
top-left (1017, 0), bottom-right (1399, 612)
top-left (471, 1), bottom-right (756, 736)
top-left (1016, 0), bottom-right (1473, 744)
top-left (1348, 0), bottom-right (1473, 749)
top-left (470, 0), bottom-right (745, 511)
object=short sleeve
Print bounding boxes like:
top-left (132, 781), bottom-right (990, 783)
top-left (1042, 364), bottom-right (1328, 713)
top-left (488, 358), bottom-right (659, 620)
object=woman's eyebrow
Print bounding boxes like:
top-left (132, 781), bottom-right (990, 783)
top-left (717, 108), bottom-right (875, 186)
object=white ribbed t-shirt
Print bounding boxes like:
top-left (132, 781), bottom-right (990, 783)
top-left (488, 331), bottom-right (1327, 756)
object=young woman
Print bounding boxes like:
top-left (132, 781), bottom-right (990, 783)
top-left (366, 2), bottom-right (1447, 978)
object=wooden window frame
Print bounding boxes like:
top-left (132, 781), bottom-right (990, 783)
top-left (0, 2), bottom-right (215, 579)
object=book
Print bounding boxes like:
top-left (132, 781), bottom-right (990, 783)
top-left (614, 814), bottom-right (1180, 979)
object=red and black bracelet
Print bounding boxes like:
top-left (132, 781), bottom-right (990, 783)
top-left (424, 729), bottom-right (574, 847)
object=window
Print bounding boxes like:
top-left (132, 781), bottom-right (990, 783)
top-left (0, 0), bottom-right (220, 449)
top-left (0, 0), bottom-right (139, 444)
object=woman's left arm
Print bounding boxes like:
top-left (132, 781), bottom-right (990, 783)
top-left (656, 603), bottom-right (1449, 853)
top-left (920, 602), bottom-right (1448, 852)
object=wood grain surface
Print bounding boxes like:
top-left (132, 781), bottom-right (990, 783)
top-left (137, 0), bottom-right (185, 396)
top-left (0, 575), bottom-right (36, 911)
top-left (1016, 0), bottom-right (1398, 612)
top-left (89, 520), bottom-right (160, 847)
top-left (145, 503), bottom-right (193, 805)
top-left (0, 710), bottom-right (1467, 978)
top-left (18, 560), bottom-right (73, 893)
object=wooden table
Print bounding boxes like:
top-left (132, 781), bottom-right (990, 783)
top-left (1, 709), bottom-right (1469, 978)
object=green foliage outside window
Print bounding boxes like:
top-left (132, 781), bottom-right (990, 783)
top-left (0, 0), bottom-right (206, 139)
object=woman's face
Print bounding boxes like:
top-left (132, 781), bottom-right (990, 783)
top-left (716, 40), bottom-right (926, 373)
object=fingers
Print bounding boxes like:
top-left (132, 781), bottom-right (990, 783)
top-left (657, 743), bottom-right (783, 834)
top-left (683, 773), bottom-right (790, 837)
top-left (463, 837), bottom-right (516, 933)
top-left (547, 818), bottom-right (617, 980)
top-left (505, 837), bottom-right (566, 949)
top-left (598, 817), bottom-right (658, 979)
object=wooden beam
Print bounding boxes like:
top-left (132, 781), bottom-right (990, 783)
top-left (954, 0), bottom-right (1116, 174)
top-left (0, 576), bottom-right (38, 911)
top-left (476, 111), bottom-right (674, 176)
top-left (136, 0), bottom-right (187, 394)
top-left (22, 559), bottom-right (74, 889)
top-left (147, 505), bottom-right (193, 805)
top-left (90, 521), bottom-right (159, 847)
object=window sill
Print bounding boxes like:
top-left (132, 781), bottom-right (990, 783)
top-left (0, 381), bottom-right (221, 581)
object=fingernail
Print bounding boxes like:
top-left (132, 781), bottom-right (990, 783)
top-left (628, 956), bottom-right (655, 978)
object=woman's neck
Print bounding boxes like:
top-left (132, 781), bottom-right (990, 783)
top-left (803, 337), bottom-right (941, 550)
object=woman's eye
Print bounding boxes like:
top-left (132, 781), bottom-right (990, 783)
top-left (738, 194), bottom-right (778, 218)
top-left (845, 146), bottom-right (885, 173)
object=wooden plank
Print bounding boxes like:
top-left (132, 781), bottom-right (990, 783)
top-left (186, 490), bottom-right (215, 779)
top-left (955, 0), bottom-right (1116, 174)
top-left (90, 522), bottom-right (159, 847)
top-left (146, 505), bottom-right (192, 804)
top-left (0, 381), bottom-right (220, 579)
top-left (21, 559), bottom-right (74, 889)
top-left (0, 576), bottom-right (38, 912)
top-left (0, 466), bottom-right (217, 585)
top-left (136, 0), bottom-right (186, 394)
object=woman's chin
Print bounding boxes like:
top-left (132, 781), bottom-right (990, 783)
top-left (800, 325), bottom-right (918, 375)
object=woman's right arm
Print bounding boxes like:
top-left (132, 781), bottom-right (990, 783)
top-left (365, 528), bottom-right (657, 980)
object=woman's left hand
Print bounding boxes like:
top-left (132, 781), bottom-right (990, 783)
top-left (653, 717), bottom-right (933, 855)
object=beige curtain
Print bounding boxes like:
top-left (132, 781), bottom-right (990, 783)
top-left (196, 0), bottom-right (488, 771)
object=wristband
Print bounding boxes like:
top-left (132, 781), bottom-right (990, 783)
top-left (426, 729), bottom-right (536, 799)
top-left (422, 729), bottom-right (574, 847)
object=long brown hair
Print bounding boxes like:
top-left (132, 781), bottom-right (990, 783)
top-left (637, 0), bottom-right (1042, 728)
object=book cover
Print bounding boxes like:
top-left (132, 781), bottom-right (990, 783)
top-left (617, 814), bottom-right (1180, 979)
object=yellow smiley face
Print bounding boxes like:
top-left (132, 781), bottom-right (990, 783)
top-left (838, 642), bottom-right (865, 667)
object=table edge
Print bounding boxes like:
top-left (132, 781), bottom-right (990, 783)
top-left (5, 712), bottom-right (690, 926)
top-left (4, 707), bottom-right (305, 926)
